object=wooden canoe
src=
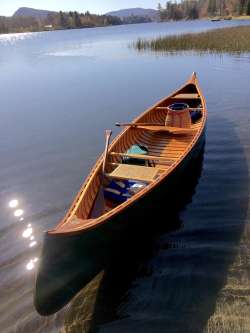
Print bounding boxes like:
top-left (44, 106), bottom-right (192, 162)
top-left (34, 72), bottom-right (207, 315)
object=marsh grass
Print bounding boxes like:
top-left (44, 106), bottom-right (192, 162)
top-left (135, 26), bottom-right (250, 54)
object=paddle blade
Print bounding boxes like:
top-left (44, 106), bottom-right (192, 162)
top-left (90, 184), bottom-right (105, 218)
top-left (106, 129), bottom-right (112, 136)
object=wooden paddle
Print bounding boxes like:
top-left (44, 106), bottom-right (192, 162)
top-left (102, 129), bottom-right (112, 175)
top-left (116, 122), bottom-right (162, 127)
top-left (116, 123), bottom-right (196, 134)
top-left (90, 130), bottom-right (112, 218)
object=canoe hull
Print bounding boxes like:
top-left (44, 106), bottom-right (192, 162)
top-left (34, 128), bottom-right (205, 315)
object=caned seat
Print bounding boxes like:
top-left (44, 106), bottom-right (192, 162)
top-left (172, 93), bottom-right (200, 99)
top-left (106, 164), bottom-right (161, 183)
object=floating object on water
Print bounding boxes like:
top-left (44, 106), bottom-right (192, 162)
top-left (34, 72), bottom-right (207, 316)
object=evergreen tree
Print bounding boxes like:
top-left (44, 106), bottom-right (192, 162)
top-left (239, 0), bottom-right (246, 14)
top-left (74, 11), bottom-right (82, 28)
top-left (208, 0), bottom-right (217, 15)
top-left (59, 11), bottom-right (68, 28)
top-left (247, 0), bottom-right (250, 14)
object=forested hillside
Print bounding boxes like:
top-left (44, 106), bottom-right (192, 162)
top-left (158, 0), bottom-right (250, 20)
top-left (1, 2), bottom-right (250, 35)
top-left (0, 11), bottom-right (122, 34)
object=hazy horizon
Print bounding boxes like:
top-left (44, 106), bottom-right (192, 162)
top-left (0, 1), bottom-right (159, 16)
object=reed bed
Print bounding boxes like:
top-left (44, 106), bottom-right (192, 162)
top-left (135, 26), bottom-right (250, 54)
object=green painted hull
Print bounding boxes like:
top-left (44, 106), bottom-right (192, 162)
top-left (34, 130), bottom-right (205, 316)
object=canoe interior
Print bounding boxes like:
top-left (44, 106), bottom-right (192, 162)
top-left (50, 75), bottom-right (206, 234)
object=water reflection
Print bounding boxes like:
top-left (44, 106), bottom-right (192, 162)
top-left (26, 257), bottom-right (39, 271)
top-left (7, 198), bottom-right (39, 272)
top-left (8, 199), bottom-right (19, 208)
top-left (14, 209), bottom-right (24, 217)
top-left (22, 226), bottom-right (33, 238)
top-left (0, 32), bottom-right (36, 45)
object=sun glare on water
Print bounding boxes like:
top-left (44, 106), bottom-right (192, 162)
top-left (8, 199), bottom-right (19, 208)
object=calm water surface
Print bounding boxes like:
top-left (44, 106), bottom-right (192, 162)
top-left (0, 20), bottom-right (250, 333)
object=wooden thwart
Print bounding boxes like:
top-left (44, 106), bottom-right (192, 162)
top-left (110, 152), bottom-right (174, 163)
top-left (116, 122), bottom-right (197, 134)
top-left (135, 125), bottom-right (196, 134)
top-left (156, 106), bottom-right (202, 111)
top-left (108, 162), bottom-right (167, 171)
top-left (106, 164), bottom-right (160, 183)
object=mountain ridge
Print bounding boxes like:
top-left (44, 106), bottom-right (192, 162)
top-left (13, 7), bottom-right (159, 20)
top-left (105, 7), bottom-right (158, 19)
top-left (13, 7), bottom-right (56, 18)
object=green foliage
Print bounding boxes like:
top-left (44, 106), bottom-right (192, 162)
top-left (238, 0), bottom-right (247, 14)
top-left (0, 10), bottom-right (123, 34)
top-left (158, 0), bottom-right (199, 20)
top-left (247, 0), bottom-right (250, 14)
top-left (157, 0), bottom-right (250, 20)
top-left (122, 15), bottom-right (152, 24)
top-left (208, 0), bottom-right (217, 15)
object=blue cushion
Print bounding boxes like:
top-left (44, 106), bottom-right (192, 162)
top-left (104, 180), bottom-right (136, 203)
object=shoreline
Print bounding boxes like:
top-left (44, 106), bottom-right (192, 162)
top-left (1, 16), bottom-right (250, 36)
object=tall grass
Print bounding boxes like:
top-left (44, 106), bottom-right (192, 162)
top-left (135, 26), bottom-right (250, 54)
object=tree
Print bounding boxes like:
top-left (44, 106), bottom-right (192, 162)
top-left (189, 6), bottom-right (199, 18)
top-left (247, 0), bottom-right (250, 14)
top-left (0, 17), bottom-right (9, 33)
top-left (208, 0), bottom-right (217, 15)
top-left (158, 3), bottom-right (162, 11)
top-left (239, 0), bottom-right (247, 15)
top-left (74, 11), bottom-right (82, 28)
top-left (59, 11), bottom-right (68, 28)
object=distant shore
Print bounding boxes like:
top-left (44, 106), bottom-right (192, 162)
top-left (1, 16), bottom-right (250, 36)
top-left (233, 15), bottom-right (250, 19)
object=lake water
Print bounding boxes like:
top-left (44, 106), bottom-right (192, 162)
top-left (0, 20), bottom-right (250, 333)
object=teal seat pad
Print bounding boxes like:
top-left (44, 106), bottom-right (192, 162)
top-left (126, 144), bottom-right (148, 155)
top-left (123, 144), bottom-right (149, 166)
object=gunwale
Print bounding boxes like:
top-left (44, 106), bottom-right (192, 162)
top-left (49, 72), bottom-right (207, 235)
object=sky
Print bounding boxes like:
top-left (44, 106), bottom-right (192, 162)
top-left (0, 0), bottom-right (159, 16)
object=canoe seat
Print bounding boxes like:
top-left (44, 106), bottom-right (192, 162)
top-left (106, 164), bottom-right (161, 183)
top-left (172, 93), bottom-right (200, 99)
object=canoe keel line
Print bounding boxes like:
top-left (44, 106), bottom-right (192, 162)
top-left (34, 73), bottom-right (207, 315)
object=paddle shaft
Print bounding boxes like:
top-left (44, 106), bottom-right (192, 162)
top-left (102, 130), bottom-right (112, 176)
top-left (116, 122), bottom-right (163, 127)
top-left (116, 109), bottom-right (202, 128)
